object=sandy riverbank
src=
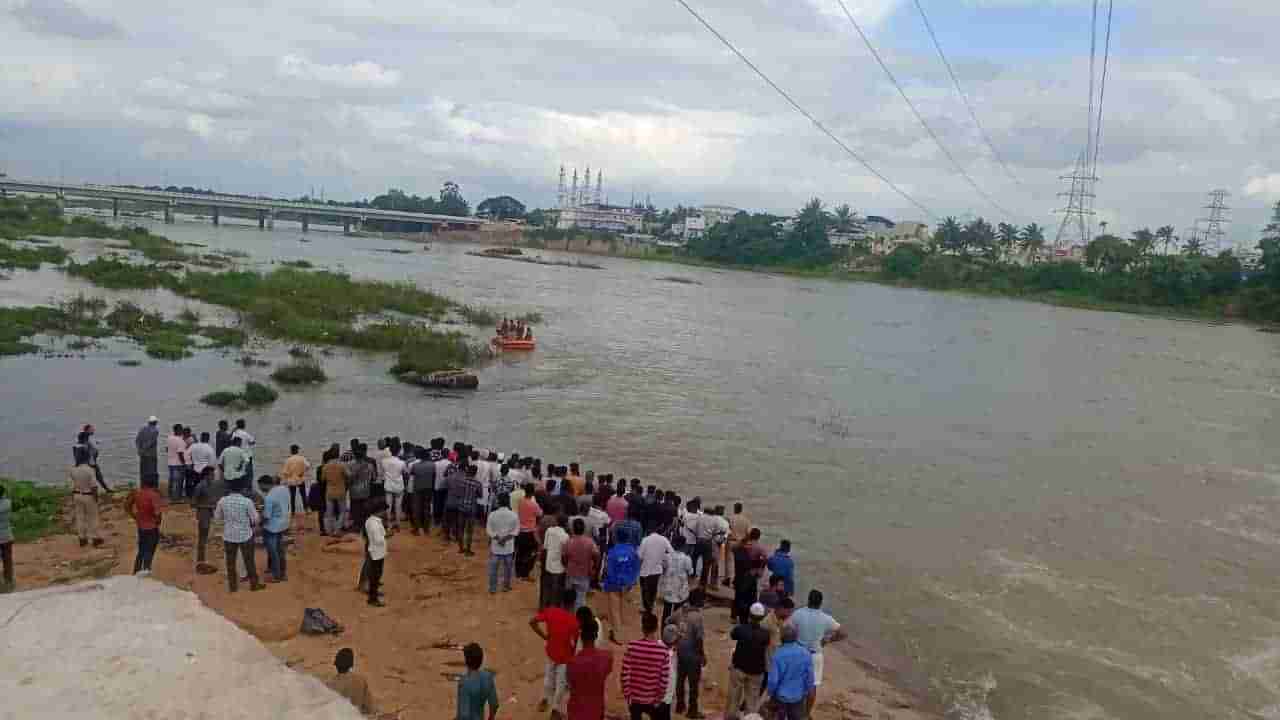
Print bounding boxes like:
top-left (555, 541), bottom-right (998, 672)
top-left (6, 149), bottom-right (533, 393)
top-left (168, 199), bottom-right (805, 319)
top-left (12, 494), bottom-right (936, 720)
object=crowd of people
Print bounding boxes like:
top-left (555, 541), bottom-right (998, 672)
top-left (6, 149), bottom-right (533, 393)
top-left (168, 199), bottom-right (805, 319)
top-left (38, 415), bottom-right (850, 720)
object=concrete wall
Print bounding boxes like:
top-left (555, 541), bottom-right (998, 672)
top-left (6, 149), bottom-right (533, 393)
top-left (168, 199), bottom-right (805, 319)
top-left (0, 577), bottom-right (364, 720)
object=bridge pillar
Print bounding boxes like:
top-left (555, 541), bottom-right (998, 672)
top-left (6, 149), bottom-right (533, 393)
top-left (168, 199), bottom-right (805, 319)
top-left (342, 219), bottom-right (351, 235)
top-left (301, 215), bottom-right (309, 233)
top-left (266, 211), bottom-right (275, 230)
top-left (212, 207), bottom-right (219, 226)
top-left (163, 203), bottom-right (174, 224)
top-left (112, 198), bottom-right (119, 218)
top-left (258, 210), bottom-right (267, 230)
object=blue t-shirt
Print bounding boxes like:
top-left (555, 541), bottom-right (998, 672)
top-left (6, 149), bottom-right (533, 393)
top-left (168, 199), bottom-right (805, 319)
top-left (456, 669), bottom-right (498, 720)
top-left (766, 551), bottom-right (795, 595)
top-left (789, 607), bottom-right (838, 653)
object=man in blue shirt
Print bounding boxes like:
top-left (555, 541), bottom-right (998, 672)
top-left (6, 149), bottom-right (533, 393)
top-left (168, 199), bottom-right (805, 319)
top-left (766, 539), bottom-right (795, 596)
top-left (767, 624), bottom-right (814, 720)
top-left (263, 475), bottom-right (291, 582)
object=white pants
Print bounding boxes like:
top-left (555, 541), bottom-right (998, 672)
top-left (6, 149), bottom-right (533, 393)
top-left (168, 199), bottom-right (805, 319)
top-left (387, 492), bottom-right (403, 524)
top-left (543, 661), bottom-right (568, 709)
top-left (813, 650), bottom-right (825, 686)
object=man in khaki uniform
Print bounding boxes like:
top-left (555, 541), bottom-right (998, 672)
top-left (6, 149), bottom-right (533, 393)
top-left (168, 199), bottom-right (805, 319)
top-left (69, 452), bottom-right (103, 548)
top-left (326, 648), bottom-right (375, 715)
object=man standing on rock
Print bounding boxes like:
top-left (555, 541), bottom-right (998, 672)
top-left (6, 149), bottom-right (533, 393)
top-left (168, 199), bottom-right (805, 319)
top-left (214, 478), bottom-right (263, 592)
top-left (69, 449), bottom-right (103, 549)
top-left (135, 415), bottom-right (159, 485)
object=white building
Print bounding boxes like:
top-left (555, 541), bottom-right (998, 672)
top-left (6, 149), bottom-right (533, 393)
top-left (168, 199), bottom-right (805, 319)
top-left (870, 220), bottom-right (930, 255)
top-left (700, 204), bottom-right (742, 228)
top-left (556, 203), bottom-right (644, 233)
top-left (681, 215), bottom-right (707, 241)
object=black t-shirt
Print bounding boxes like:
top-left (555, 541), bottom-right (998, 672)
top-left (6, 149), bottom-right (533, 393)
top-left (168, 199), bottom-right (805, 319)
top-left (730, 623), bottom-right (770, 675)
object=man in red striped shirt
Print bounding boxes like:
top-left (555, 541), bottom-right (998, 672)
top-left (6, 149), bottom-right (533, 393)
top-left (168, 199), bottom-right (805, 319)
top-left (620, 612), bottom-right (672, 720)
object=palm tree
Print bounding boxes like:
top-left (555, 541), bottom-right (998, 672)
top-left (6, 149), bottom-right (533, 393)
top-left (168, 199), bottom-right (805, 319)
top-left (1182, 236), bottom-right (1205, 257)
top-left (1156, 225), bottom-right (1176, 255)
top-left (833, 204), bottom-right (854, 232)
top-left (1019, 223), bottom-right (1046, 262)
top-left (935, 217), bottom-right (963, 254)
top-left (997, 222), bottom-right (1020, 263)
top-left (1130, 228), bottom-right (1156, 266)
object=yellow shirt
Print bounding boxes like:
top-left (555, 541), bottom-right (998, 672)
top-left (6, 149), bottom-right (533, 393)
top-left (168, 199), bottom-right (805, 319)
top-left (280, 454), bottom-right (310, 486)
top-left (567, 474), bottom-right (585, 497)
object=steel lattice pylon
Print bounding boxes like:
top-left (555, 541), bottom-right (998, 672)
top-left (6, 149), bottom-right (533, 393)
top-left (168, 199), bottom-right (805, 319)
top-left (1054, 150), bottom-right (1097, 251)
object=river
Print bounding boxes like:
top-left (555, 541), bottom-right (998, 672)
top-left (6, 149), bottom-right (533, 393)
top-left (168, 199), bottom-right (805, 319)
top-left (3, 213), bottom-right (1280, 719)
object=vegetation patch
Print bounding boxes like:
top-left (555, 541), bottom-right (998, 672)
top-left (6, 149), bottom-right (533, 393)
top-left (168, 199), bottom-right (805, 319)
top-left (200, 381), bottom-right (278, 408)
top-left (117, 359), bottom-right (141, 367)
top-left (1, 478), bottom-right (67, 542)
top-left (0, 240), bottom-right (69, 270)
top-left (0, 304), bottom-right (110, 356)
top-left (65, 256), bottom-right (178, 290)
top-left (280, 259), bottom-right (313, 269)
top-left (271, 359), bottom-right (328, 385)
top-left (390, 331), bottom-right (484, 377)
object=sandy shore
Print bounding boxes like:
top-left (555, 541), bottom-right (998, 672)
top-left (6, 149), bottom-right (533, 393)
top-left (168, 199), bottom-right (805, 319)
top-left (13, 494), bottom-right (937, 720)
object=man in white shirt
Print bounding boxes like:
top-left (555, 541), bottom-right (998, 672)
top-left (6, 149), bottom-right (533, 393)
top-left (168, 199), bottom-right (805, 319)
top-left (231, 419), bottom-right (255, 483)
top-left (540, 515), bottom-right (570, 610)
top-left (485, 492), bottom-right (519, 593)
top-left (188, 432), bottom-right (217, 477)
top-left (381, 452), bottom-right (406, 530)
top-left (364, 504), bottom-right (388, 607)
top-left (638, 529), bottom-right (673, 615)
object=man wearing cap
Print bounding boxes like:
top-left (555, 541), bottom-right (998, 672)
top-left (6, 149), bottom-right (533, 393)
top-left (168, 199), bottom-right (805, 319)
top-left (135, 416), bottom-right (159, 485)
top-left (727, 602), bottom-right (771, 719)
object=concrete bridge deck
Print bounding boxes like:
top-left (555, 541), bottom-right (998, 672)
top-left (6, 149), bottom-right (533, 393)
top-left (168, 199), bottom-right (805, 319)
top-left (0, 179), bottom-right (484, 233)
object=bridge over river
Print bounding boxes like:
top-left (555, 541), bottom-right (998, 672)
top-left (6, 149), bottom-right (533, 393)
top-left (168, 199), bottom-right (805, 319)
top-left (0, 179), bottom-right (485, 234)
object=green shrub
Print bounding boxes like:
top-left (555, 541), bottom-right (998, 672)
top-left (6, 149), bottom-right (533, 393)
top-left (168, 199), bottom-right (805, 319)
top-left (1028, 261), bottom-right (1090, 292)
top-left (0, 478), bottom-right (67, 541)
top-left (882, 243), bottom-right (927, 279)
top-left (242, 381), bottom-right (278, 405)
top-left (270, 360), bottom-right (327, 384)
top-left (0, 241), bottom-right (69, 270)
top-left (200, 391), bottom-right (240, 407)
top-left (200, 382), bottom-right (278, 408)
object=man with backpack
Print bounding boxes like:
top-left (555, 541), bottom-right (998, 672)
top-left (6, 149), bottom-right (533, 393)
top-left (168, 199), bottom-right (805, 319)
top-left (602, 521), bottom-right (641, 646)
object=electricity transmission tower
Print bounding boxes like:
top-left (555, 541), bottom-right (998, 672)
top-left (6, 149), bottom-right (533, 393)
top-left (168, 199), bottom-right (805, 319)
top-left (1054, 150), bottom-right (1096, 250)
top-left (1198, 189), bottom-right (1230, 254)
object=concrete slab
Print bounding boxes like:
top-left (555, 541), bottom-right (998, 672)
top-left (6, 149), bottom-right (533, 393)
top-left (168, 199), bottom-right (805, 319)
top-left (0, 576), bottom-right (365, 720)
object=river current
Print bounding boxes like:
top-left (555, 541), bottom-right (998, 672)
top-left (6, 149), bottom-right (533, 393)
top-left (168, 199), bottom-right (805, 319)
top-left (3, 213), bottom-right (1280, 719)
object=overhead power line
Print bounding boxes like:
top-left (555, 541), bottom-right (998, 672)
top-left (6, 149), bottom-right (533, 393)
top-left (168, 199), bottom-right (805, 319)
top-left (833, 0), bottom-right (1017, 220)
top-left (1090, 0), bottom-right (1114, 180)
top-left (671, 0), bottom-right (937, 220)
top-left (911, 0), bottom-right (1021, 187)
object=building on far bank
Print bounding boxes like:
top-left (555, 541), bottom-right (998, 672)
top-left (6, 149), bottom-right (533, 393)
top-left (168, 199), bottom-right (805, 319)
top-left (681, 214), bottom-right (706, 241)
top-left (869, 220), bottom-right (930, 255)
top-left (554, 164), bottom-right (644, 233)
top-left (700, 204), bottom-right (743, 227)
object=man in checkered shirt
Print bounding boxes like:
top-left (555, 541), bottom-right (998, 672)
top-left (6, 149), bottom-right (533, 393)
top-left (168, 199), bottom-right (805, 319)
top-left (214, 481), bottom-right (264, 592)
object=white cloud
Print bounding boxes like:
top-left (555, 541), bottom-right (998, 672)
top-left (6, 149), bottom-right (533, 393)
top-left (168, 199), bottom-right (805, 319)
top-left (1244, 174), bottom-right (1280, 199)
top-left (276, 54), bottom-right (401, 89)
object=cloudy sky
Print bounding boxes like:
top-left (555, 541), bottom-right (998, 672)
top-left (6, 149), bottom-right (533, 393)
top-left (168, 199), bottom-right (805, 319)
top-left (2, 0), bottom-right (1279, 246)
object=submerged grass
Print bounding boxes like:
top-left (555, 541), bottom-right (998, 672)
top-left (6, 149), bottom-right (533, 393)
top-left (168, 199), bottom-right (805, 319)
top-left (271, 359), bottom-right (328, 384)
top-left (390, 330), bottom-right (484, 376)
top-left (0, 241), bottom-right (69, 270)
top-left (200, 381), bottom-right (278, 408)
